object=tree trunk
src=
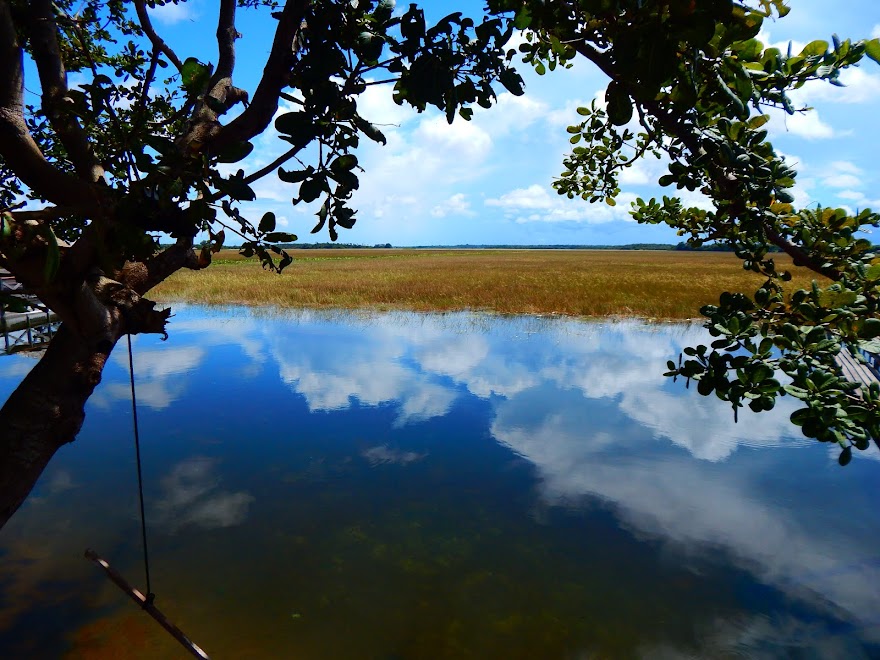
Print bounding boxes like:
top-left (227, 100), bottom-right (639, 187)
top-left (0, 324), bottom-right (115, 529)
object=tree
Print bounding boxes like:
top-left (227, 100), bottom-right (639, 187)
top-left (0, 0), bottom-right (523, 528)
top-left (497, 0), bottom-right (880, 464)
top-left (1, 0), bottom-right (879, 531)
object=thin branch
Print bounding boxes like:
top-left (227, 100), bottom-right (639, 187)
top-left (213, 0), bottom-right (310, 149)
top-left (28, 0), bottom-right (104, 184)
top-left (0, 1), bottom-right (100, 208)
top-left (134, 48), bottom-right (160, 132)
top-left (134, 0), bottom-right (183, 72)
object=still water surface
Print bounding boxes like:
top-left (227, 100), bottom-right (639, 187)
top-left (1, 306), bottom-right (879, 658)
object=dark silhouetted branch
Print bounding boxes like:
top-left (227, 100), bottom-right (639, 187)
top-left (134, 0), bottom-right (184, 71)
top-left (213, 0), bottom-right (309, 148)
top-left (28, 0), bottom-right (104, 184)
top-left (0, 1), bottom-right (101, 208)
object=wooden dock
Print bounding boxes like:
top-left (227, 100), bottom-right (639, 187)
top-left (1, 269), bottom-right (60, 354)
top-left (836, 348), bottom-right (880, 388)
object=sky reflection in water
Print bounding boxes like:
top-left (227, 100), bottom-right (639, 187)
top-left (1, 306), bottom-right (879, 658)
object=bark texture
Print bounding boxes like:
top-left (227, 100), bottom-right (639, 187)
top-left (0, 325), bottom-right (115, 529)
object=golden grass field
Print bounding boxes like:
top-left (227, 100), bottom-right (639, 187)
top-left (152, 248), bottom-right (823, 320)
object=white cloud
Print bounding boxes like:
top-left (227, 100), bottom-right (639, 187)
top-left (148, 1), bottom-right (197, 24)
top-left (757, 30), bottom-right (806, 59)
top-left (476, 92), bottom-right (549, 137)
top-left (837, 189), bottom-right (880, 209)
top-left (823, 161), bottom-right (866, 189)
top-left (156, 457), bottom-right (254, 532)
top-left (769, 108), bottom-right (837, 140)
top-left (431, 193), bottom-right (474, 218)
top-left (485, 184), bottom-right (637, 224)
top-left (873, 24), bottom-right (880, 39)
top-left (824, 173), bottom-right (863, 188)
top-left (93, 345), bottom-right (206, 410)
top-left (796, 67), bottom-right (880, 105)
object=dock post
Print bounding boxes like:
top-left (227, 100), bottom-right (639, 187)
top-left (26, 315), bottom-right (32, 346)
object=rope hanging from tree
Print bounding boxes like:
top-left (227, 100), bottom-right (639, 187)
top-left (84, 333), bottom-right (210, 659)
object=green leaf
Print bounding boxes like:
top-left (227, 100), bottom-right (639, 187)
top-left (800, 40), bottom-right (829, 57)
top-left (216, 141), bottom-right (254, 164)
top-left (39, 224), bottom-right (61, 282)
top-left (264, 232), bottom-right (297, 243)
top-left (299, 177), bottom-right (325, 204)
top-left (330, 154), bottom-right (358, 173)
top-left (499, 68), bottom-right (525, 96)
top-left (181, 57), bottom-right (212, 93)
top-left (1, 212), bottom-right (12, 240)
top-left (275, 112), bottom-right (313, 138)
top-left (838, 446), bottom-right (852, 466)
top-left (353, 116), bottom-right (387, 145)
top-left (866, 38), bottom-right (880, 64)
top-left (861, 318), bottom-right (880, 339)
top-left (259, 212), bottom-right (276, 234)
top-left (355, 31), bottom-right (384, 63)
top-left (278, 166), bottom-right (314, 184)
top-left (606, 82), bottom-right (633, 126)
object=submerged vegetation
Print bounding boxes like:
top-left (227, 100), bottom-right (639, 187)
top-left (154, 249), bottom-right (821, 321)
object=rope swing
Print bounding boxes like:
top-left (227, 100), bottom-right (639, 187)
top-left (85, 333), bottom-right (210, 659)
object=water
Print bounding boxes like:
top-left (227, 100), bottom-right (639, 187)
top-left (1, 306), bottom-right (878, 658)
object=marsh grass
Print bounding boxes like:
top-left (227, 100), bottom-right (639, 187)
top-left (153, 249), bottom-right (822, 320)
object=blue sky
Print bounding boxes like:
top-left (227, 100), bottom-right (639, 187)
top-left (146, 0), bottom-right (880, 246)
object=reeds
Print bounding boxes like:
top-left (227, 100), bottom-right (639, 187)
top-left (153, 249), bottom-right (823, 320)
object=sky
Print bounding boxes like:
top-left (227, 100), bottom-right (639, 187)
top-left (144, 1), bottom-right (880, 246)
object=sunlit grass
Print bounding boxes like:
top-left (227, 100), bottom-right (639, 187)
top-left (153, 248), bottom-right (823, 320)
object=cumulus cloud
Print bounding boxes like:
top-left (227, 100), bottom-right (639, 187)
top-left (490, 393), bottom-right (880, 636)
top-left (837, 189), bottom-right (880, 209)
top-left (431, 193), bottom-right (474, 218)
top-left (768, 108), bottom-right (837, 140)
top-left (148, 1), bottom-right (198, 24)
top-left (265, 321), bottom-right (458, 426)
top-left (155, 456), bottom-right (254, 532)
top-left (485, 184), bottom-right (637, 224)
top-left (822, 161), bottom-right (866, 189)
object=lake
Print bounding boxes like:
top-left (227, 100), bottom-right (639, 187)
top-left (1, 306), bottom-right (879, 658)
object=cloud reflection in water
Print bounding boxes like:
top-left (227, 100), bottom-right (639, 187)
top-left (82, 308), bottom-right (880, 643)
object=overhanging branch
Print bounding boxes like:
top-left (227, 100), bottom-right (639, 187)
top-left (213, 0), bottom-right (238, 82)
top-left (568, 36), bottom-right (843, 283)
top-left (0, 1), bottom-right (102, 208)
top-left (134, 0), bottom-right (184, 72)
top-left (212, 0), bottom-right (309, 149)
top-left (28, 0), bottom-right (104, 184)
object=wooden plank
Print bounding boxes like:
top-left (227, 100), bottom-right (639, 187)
top-left (836, 349), bottom-right (880, 388)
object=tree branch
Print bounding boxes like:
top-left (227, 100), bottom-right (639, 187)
top-left (27, 0), bottom-right (104, 184)
top-left (213, 0), bottom-right (238, 83)
top-left (212, 0), bottom-right (309, 149)
top-left (119, 237), bottom-right (205, 296)
top-left (0, 1), bottom-right (101, 208)
top-left (134, 0), bottom-right (184, 72)
top-left (568, 37), bottom-right (842, 282)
